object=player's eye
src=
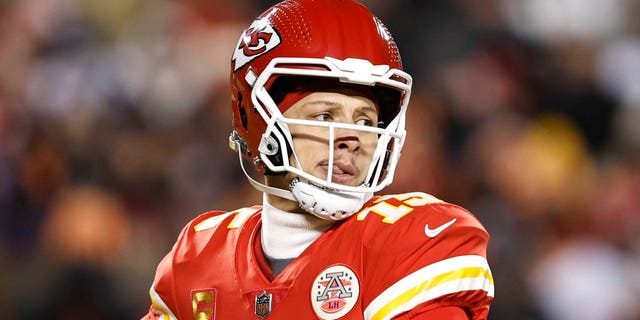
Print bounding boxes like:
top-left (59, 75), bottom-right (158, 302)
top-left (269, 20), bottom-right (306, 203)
top-left (312, 113), bottom-right (332, 121)
top-left (355, 117), bottom-right (374, 127)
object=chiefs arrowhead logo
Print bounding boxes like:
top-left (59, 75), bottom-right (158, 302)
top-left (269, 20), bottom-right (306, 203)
top-left (232, 9), bottom-right (281, 71)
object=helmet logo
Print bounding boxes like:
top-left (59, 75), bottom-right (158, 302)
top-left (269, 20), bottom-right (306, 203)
top-left (232, 11), bottom-right (281, 71)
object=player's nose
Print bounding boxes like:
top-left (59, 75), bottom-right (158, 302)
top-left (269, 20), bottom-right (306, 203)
top-left (334, 127), bottom-right (360, 152)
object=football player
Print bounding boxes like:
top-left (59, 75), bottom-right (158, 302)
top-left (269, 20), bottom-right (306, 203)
top-left (142, 0), bottom-right (494, 319)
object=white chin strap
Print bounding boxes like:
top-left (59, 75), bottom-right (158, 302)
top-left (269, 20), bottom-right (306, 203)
top-left (289, 178), bottom-right (373, 221)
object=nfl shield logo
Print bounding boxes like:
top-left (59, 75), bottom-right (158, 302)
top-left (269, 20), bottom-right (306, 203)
top-left (255, 291), bottom-right (272, 319)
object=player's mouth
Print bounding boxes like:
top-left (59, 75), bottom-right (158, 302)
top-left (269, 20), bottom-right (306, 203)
top-left (318, 161), bottom-right (357, 184)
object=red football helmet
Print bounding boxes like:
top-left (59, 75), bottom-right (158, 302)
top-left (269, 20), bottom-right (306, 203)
top-left (229, 0), bottom-right (412, 198)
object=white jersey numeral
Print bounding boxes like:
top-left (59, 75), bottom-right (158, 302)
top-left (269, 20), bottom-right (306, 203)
top-left (356, 193), bottom-right (442, 224)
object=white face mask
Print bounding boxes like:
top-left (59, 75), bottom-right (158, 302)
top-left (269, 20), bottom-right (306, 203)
top-left (289, 177), bottom-right (373, 221)
top-left (250, 57), bottom-right (412, 195)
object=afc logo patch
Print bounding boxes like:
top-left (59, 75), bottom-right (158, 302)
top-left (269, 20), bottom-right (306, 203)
top-left (191, 288), bottom-right (216, 320)
top-left (311, 265), bottom-right (360, 319)
top-left (232, 8), bottom-right (282, 71)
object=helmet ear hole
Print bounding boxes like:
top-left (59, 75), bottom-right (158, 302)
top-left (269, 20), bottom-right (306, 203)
top-left (263, 128), bottom-right (293, 176)
top-left (264, 134), bottom-right (284, 168)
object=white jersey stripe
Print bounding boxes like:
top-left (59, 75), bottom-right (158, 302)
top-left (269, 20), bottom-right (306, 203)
top-left (149, 285), bottom-right (178, 320)
top-left (364, 255), bottom-right (493, 320)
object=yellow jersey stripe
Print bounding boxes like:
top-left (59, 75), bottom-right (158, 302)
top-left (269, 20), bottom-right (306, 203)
top-left (364, 255), bottom-right (493, 320)
top-left (371, 267), bottom-right (493, 320)
top-left (149, 285), bottom-right (178, 320)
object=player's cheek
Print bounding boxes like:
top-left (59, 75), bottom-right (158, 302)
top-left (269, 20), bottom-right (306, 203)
top-left (360, 134), bottom-right (378, 155)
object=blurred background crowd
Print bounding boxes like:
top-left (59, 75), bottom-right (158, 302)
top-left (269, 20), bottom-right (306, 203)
top-left (0, 0), bottom-right (639, 319)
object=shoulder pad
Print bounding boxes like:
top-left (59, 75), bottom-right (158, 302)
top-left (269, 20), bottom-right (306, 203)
top-left (192, 206), bottom-right (261, 232)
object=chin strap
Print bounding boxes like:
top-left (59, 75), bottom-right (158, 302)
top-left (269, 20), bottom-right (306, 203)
top-left (235, 148), bottom-right (297, 201)
top-left (289, 177), bottom-right (373, 221)
top-left (235, 147), bottom-right (372, 220)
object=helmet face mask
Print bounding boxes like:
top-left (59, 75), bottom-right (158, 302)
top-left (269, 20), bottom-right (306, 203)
top-left (230, 0), bottom-right (412, 197)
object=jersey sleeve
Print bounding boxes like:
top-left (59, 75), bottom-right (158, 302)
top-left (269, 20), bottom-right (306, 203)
top-left (359, 193), bottom-right (494, 320)
top-left (141, 223), bottom-right (190, 320)
top-left (141, 210), bottom-right (233, 320)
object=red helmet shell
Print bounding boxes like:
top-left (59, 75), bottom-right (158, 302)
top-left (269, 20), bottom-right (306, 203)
top-left (230, 0), bottom-right (404, 164)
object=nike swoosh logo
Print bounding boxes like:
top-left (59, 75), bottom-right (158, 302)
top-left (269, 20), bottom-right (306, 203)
top-left (424, 218), bottom-right (457, 238)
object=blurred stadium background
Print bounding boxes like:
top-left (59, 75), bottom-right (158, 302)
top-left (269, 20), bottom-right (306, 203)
top-left (0, 0), bottom-right (639, 319)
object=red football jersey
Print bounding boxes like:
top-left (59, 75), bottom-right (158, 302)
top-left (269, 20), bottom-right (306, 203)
top-left (142, 192), bottom-right (494, 319)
